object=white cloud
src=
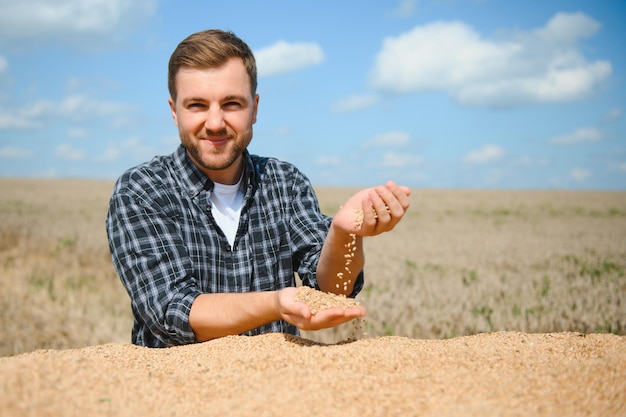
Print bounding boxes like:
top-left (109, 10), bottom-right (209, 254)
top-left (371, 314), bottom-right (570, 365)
top-left (257, 126), bottom-right (292, 138)
top-left (121, 136), bottom-right (159, 161)
top-left (510, 156), bottom-right (549, 167)
top-left (0, 146), bottom-right (33, 159)
top-left (271, 127), bottom-right (292, 137)
top-left (68, 128), bottom-right (89, 139)
top-left (32, 168), bottom-right (59, 178)
top-left (93, 136), bottom-right (155, 164)
top-left (570, 168), bottom-right (591, 181)
top-left (255, 40), bottom-right (324, 77)
top-left (0, 0), bottom-right (157, 43)
top-left (604, 108), bottom-right (622, 122)
top-left (0, 113), bottom-right (32, 129)
top-left (463, 145), bottom-right (504, 163)
top-left (390, 0), bottom-right (418, 18)
top-left (88, 135), bottom-right (160, 165)
top-left (315, 155), bottom-right (342, 166)
top-left (0, 54), bottom-right (7, 74)
top-left (549, 127), bottom-right (602, 144)
top-left (94, 142), bottom-right (121, 162)
top-left (548, 176), bottom-right (562, 187)
top-left (0, 95), bottom-right (136, 130)
top-left (378, 151), bottom-right (422, 168)
top-left (363, 131), bottom-right (410, 148)
top-left (160, 135), bottom-right (180, 147)
top-left (331, 94), bottom-right (379, 113)
top-left (55, 143), bottom-right (85, 161)
top-left (536, 11), bottom-right (600, 43)
top-left (370, 12), bottom-right (612, 108)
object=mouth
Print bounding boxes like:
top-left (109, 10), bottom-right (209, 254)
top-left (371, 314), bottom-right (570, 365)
top-left (202, 135), bottom-right (230, 147)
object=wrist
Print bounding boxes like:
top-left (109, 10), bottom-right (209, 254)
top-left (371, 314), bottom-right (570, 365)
top-left (330, 219), bottom-right (358, 244)
top-left (273, 290), bottom-right (284, 320)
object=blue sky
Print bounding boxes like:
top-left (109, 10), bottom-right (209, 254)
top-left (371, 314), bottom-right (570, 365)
top-left (0, 0), bottom-right (625, 189)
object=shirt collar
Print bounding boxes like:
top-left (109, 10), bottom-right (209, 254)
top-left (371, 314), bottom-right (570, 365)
top-left (172, 144), bottom-right (259, 198)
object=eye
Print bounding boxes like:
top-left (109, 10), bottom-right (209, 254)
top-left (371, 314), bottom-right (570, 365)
top-left (187, 102), bottom-right (206, 110)
top-left (224, 101), bottom-right (242, 109)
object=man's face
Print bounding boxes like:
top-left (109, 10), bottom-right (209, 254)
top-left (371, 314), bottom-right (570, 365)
top-left (169, 57), bottom-right (259, 184)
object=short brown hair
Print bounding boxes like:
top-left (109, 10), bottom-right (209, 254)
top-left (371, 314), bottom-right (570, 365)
top-left (167, 29), bottom-right (257, 101)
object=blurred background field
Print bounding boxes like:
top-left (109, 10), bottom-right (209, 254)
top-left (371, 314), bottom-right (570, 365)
top-left (1, 178), bottom-right (625, 356)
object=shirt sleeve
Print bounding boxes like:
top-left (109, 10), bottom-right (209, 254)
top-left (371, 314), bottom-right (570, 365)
top-left (106, 178), bottom-right (202, 347)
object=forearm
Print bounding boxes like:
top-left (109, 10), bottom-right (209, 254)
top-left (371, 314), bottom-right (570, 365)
top-left (316, 222), bottom-right (364, 296)
top-left (189, 291), bottom-right (281, 342)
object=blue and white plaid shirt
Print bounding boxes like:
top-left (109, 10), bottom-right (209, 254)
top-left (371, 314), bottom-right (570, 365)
top-left (106, 145), bottom-right (364, 347)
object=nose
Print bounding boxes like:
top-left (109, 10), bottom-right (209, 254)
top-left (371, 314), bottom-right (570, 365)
top-left (204, 108), bottom-right (226, 133)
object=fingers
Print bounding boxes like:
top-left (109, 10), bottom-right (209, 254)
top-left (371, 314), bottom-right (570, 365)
top-left (368, 188), bottom-right (391, 233)
top-left (333, 181), bottom-right (409, 236)
top-left (299, 306), bottom-right (366, 331)
top-left (385, 180), bottom-right (411, 210)
top-left (362, 181), bottom-right (410, 234)
top-left (386, 180), bottom-right (411, 197)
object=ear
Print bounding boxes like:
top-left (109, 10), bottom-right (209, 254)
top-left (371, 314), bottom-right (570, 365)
top-left (168, 97), bottom-right (179, 126)
top-left (251, 94), bottom-right (259, 124)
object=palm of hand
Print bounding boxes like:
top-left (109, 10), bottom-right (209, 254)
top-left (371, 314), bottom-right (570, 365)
top-left (332, 188), bottom-right (373, 235)
top-left (278, 287), bottom-right (365, 331)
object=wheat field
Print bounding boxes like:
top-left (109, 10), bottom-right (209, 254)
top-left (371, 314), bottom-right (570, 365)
top-left (1, 178), bottom-right (625, 356)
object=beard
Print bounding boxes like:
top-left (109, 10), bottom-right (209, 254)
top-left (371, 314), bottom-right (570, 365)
top-left (181, 126), bottom-right (253, 173)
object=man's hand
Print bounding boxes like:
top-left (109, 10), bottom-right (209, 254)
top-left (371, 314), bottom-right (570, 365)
top-left (276, 287), bottom-right (366, 331)
top-left (332, 180), bottom-right (411, 236)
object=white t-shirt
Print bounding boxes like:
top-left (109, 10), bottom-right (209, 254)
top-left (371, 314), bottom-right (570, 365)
top-left (209, 177), bottom-right (244, 247)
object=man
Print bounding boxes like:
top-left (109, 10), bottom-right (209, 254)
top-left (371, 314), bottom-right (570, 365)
top-left (106, 29), bottom-right (410, 347)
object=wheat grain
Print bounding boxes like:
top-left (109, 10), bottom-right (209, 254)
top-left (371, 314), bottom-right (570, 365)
top-left (294, 286), bottom-right (360, 315)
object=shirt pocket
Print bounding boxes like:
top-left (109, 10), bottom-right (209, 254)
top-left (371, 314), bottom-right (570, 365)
top-left (248, 218), bottom-right (292, 291)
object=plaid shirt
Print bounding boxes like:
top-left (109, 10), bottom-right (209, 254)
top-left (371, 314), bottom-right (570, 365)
top-left (106, 145), bottom-right (363, 347)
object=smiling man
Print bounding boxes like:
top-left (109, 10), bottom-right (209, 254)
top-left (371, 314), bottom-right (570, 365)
top-left (106, 29), bottom-right (410, 348)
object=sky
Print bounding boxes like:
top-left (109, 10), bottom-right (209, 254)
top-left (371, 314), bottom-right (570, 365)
top-left (0, 0), bottom-right (625, 190)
